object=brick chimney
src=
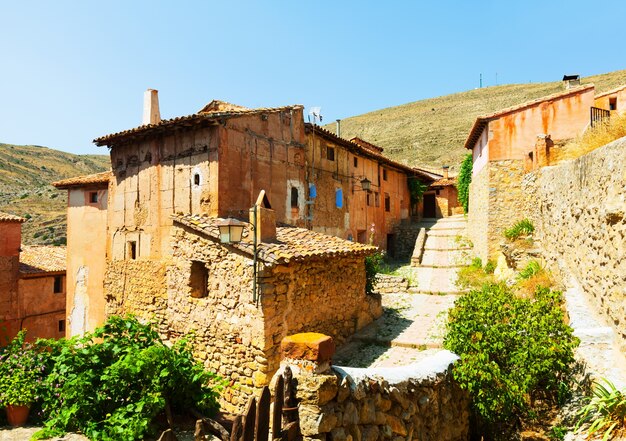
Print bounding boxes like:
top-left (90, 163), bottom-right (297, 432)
top-left (142, 89), bottom-right (161, 125)
top-left (250, 190), bottom-right (276, 243)
top-left (442, 165), bottom-right (449, 180)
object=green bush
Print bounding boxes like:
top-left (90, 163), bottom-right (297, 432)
top-left (365, 252), bottom-right (384, 295)
top-left (408, 178), bottom-right (428, 202)
top-left (444, 284), bottom-right (578, 436)
top-left (483, 260), bottom-right (496, 274)
top-left (504, 218), bottom-right (535, 240)
top-left (518, 260), bottom-right (542, 280)
top-left (34, 316), bottom-right (224, 441)
top-left (457, 153), bottom-right (472, 213)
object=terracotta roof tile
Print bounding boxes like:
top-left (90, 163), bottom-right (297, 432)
top-left (464, 84), bottom-right (595, 149)
top-left (52, 171), bottom-right (112, 189)
top-left (430, 177), bottom-right (457, 187)
top-left (94, 104), bottom-right (303, 147)
top-left (19, 246), bottom-right (66, 274)
top-left (595, 84), bottom-right (626, 99)
top-left (172, 213), bottom-right (377, 266)
top-left (0, 212), bottom-right (26, 223)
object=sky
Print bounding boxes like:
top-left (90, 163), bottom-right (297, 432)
top-left (1, 0), bottom-right (626, 155)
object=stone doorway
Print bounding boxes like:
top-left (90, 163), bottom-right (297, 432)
top-left (423, 193), bottom-right (436, 218)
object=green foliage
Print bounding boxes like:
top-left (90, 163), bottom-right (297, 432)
top-left (407, 178), bottom-right (428, 202)
top-left (457, 153), bottom-right (472, 213)
top-left (483, 260), bottom-right (496, 274)
top-left (455, 257), bottom-right (496, 290)
top-left (365, 252), bottom-right (384, 295)
top-left (34, 316), bottom-right (224, 441)
top-left (504, 218), bottom-right (535, 241)
top-left (518, 260), bottom-right (542, 280)
top-left (0, 330), bottom-right (48, 406)
top-left (444, 284), bottom-right (579, 434)
top-left (548, 425), bottom-right (567, 441)
top-left (576, 378), bottom-right (626, 441)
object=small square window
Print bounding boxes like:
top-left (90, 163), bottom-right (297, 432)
top-left (190, 261), bottom-right (209, 298)
top-left (383, 169), bottom-right (388, 181)
top-left (326, 146), bottom-right (335, 161)
top-left (127, 241), bottom-right (137, 260)
top-left (291, 187), bottom-right (299, 208)
top-left (58, 320), bottom-right (66, 333)
top-left (193, 173), bottom-right (200, 186)
top-left (353, 157), bottom-right (358, 167)
top-left (385, 194), bottom-right (390, 212)
top-left (609, 97), bottom-right (617, 111)
top-left (53, 276), bottom-right (63, 293)
top-left (89, 192), bottom-right (98, 203)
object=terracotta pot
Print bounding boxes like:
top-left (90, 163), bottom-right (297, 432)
top-left (5, 404), bottom-right (30, 426)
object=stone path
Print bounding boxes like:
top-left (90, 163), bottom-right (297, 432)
top-left (335, 216), bottom-right (469, 368)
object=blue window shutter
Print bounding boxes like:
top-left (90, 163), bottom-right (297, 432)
top-left (309, 183), bottom-right (317, 199)
top-left (335, 188), bottom-right (343, 208)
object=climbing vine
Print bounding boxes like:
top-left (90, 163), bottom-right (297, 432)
top-left (457, 153), bottom-right (472, 213)
top-left (408, 178), bottom-right (428, 202)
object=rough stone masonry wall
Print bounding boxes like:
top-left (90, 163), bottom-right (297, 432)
top-left (261, 257), bottom-right (382, 374)
top-left (287, 350), bottom-right (469, 441)
top-left (104, 259), bottom-right (169, 334)
top-left (532, 136), bottom-right (626, 352)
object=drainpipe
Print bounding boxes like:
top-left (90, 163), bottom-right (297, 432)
top-left (336, 119), bottom-right (341, 137)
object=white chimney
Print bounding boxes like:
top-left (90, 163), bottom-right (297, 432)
top-left (142, 89), bottom-right (161, 125)
top-left (442, 165), bottom-right (449, 180)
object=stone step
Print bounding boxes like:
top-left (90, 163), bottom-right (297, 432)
top-left (409, 288), bottom-right (467, 295)
top-left (423, 247), bottom-right (472, 251)
top-left (418, 264), bottom-right (468, 269)
top-left (351, 335), bottom-right (443, 350)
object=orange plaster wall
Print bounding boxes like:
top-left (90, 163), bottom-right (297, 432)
top-left (488, 88), bottom-right (595, 161)
top-left (0, 223), bottom-right (21, 345)
top-left (18, 274), bottom-right (66, 342)
top-left (594, 88), bottom-right (626, 115)
top-left (0, 223), bottom-right (22, 256)
top-left (66, 186), bottom-right (108, 336)
top-left (217, 109), bottom-right (307, 223)
top-left (305, 134), bottom-right (411, 250)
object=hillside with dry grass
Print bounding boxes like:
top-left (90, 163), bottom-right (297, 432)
top-left (0, 143), bottom-right (109, 245)
top-left (325, 70), bottom-right (626, 171)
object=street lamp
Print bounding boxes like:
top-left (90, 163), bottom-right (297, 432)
top-left (360, 177), bottom-right (371, 192)
top-left (216, 218), bottom-right (245, 244)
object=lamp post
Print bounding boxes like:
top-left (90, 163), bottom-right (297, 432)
top-left (216, 213), bottom-right (259, 304)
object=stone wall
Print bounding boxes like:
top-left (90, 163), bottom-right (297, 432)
top-left (410, 228), bottom-right (426, 267)
top-left (467, 163), bottom-right (489, 262)
top-left (374, 274), bottom-right (409, 294)
top-left (532, 136), bottom-right (626, 352)
top-left (279, 336), bottom-right (469, 441)
top-left (393, 224), bottom-right (422, 261)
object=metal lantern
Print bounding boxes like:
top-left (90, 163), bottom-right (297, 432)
top-left (216, 218), bottom-right (245, 244)
top-left (360, 177), bottom-right (371, 191)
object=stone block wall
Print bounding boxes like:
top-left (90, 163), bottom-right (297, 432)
top-left (373, 274), bottom-right (409, 293)
top-left (280, 342), bottom-right (469, 441)
top-left (532, 137), bottom-right (626, 352)
top-left (393, 224), bottom-right (422, 261)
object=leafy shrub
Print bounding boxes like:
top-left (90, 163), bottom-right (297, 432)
top-left (444, 284), bottom-right (578, 436)
top-left (0, 330), bottom-right (47, 406)
top-left (483, 260), bottom-right (496, 274)
top-left (576, 378), bottom-right (626, 441)
top-left (408, 178), bottom-right (428, 202)
top-left (456, 257), bottom-right (496, 290)
top-left (34, 316), bottom-right (224, 441)
top-left (504, 218), bottom-right (535, 241)
top-left (365, 252), bottom-right (384, 294)
top-left (457, 153), bottom-right (472, 213)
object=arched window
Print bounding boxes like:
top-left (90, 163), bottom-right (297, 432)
top-left (291, 187), bottom-right (299, 208)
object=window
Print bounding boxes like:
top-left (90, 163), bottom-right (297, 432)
top-left (375, 192), bottom-right (380, 207)
top-left (335, 188), bottom-right (343, 208)
top-left (89, 192), bottom-right (98, 203)
top-left (353, 157), bottom-right (358, 167)
top-left (385, 194), bottom-right (390, 212)
top-left (291, 187), bottom-right (299, 208)
top-left (326, 146), bottom-right (335, 161)
top-left (53, 275), bottom-right (63, 293)
top-left (58, 320), bottom-right (66, 333)
top-left (436, 189), bottom-right (440, 195)
top-left (189, 261), bottom-right (209, 298)
top-left (366, 193), bottom-right (371, 206)
top-left (383, 169), bottom-right (388, 181)
top-left (609, 97), bottom-right (617, 111)
top-left (127, 241), bottom-right (137, 260)
top-left (193, 173), bottom-right (200, 186)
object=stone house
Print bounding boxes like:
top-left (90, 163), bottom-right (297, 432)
top-left (103, 205), bottom-right (380, 412)
top-left (423, 166), bottom-right (462, 218)
top-left (0, 212), bottom-right (66, 344)
top-left (464, 85), bottom-right (596, 261)
top-left (52, 171), bottom-right (110, 336)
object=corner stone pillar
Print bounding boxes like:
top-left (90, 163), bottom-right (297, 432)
top-left (280, 332), bottom-right (335, 375)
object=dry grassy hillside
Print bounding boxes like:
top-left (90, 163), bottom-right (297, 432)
top-left (326, 70), bottom-right (626, 170)
top-left (0, 143), bottom-right (109, 245)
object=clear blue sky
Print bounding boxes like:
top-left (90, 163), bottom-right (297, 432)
top-left (1, 0), bottom-right (625, 155)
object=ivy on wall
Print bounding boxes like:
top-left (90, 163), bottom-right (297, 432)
top-left (457, 153), bottom-right (473, 213)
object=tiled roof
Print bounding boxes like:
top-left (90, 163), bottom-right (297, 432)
top-left (0, 212), bottom-right (26, 223)
top-left (430, 177), bottom-right (457, 187)
top-left (350, 137), bottom-right (384, 154)
top-left (172, 213), bottom-right (377, 265)
top-left (464, 84), bottom-right (595, 149)
top-left (19, 246), bottom-right (66, 275)
top-left (52, 171), bottom-right (112, 189)
top-left (595, 84), bottom-right (626, 99)
top-left (94, 104), bottom-right (303, 147)
top-left (305, 124), bottom-right (438, 182)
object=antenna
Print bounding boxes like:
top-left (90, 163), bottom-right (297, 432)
top-left (480, 73), bottom-right (483, 88)
top-left (309, 107), bottom-right (323, 123)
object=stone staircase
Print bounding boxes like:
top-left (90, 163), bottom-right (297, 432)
top-left (334, 215), bottom-right (473, 368)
